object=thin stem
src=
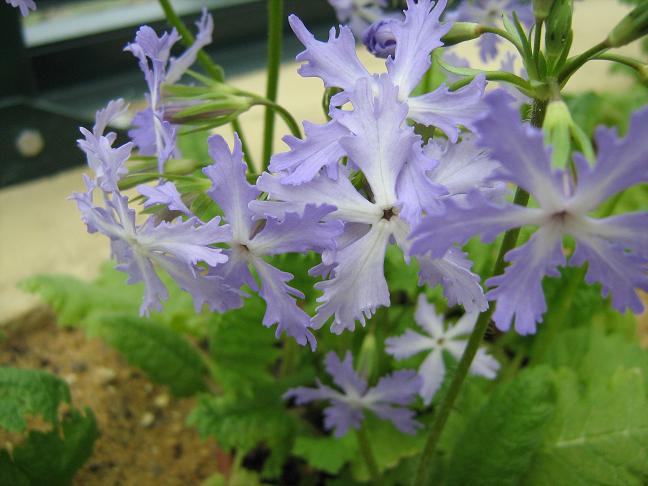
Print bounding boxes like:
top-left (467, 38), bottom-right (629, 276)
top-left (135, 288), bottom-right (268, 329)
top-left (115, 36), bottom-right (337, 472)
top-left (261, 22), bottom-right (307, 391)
top-left (591, 53), bottom-right (647, 73)
top-left (157, 0), bottom-right (224, 81)
top-left (449, 71), bottom-right (534, 97)
top-left (533, 20), bottom-right (543, 60)
top-left (559, 40), bottom-right (610, 85)
top-left (414, 100), bottom-right (547, 486)
top-left (477, 25), bottom-right (519, 49)
top-left (357, 426), bottom-right (381, 485)
top-left (253, 99), bottom-right (301, 138)
top-left (262, 0), bottom-right (284, 169)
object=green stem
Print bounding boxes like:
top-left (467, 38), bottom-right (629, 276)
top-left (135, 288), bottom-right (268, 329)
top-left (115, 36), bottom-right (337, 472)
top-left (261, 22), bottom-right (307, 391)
top-left (449, 71), bottom-right (534, 97)
top-left (357, 426), bottom-right (381, 485)
top-left (559, 40), bottom-right (610, 86)
top-left (253, 98), bottom-right (301, 138)
top-left (591, 53), bottom-right (647, 73)
top-left (157, 0), bottom-right (224, 81)
top-left (262, 0), bottom-right (284, 169)
top-left (477, 25), bottom-right (520, 50)
top-left (413, 100), bottom-right (547, 486)
top-left (157, 0), bottom-right (255, 168)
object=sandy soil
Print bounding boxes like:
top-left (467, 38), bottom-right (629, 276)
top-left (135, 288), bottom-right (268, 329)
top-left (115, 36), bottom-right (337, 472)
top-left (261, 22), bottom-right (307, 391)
top-left (0, 308), bottom-right (228, 486)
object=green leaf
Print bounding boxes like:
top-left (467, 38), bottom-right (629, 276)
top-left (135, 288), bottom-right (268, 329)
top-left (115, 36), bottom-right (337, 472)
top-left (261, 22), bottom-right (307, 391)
top-left (445, 367), bottom-right (556, 486)
top-left (207, 296), bottom-right (280, 395)
top-left (350, 415), bottom-right (427, 481)
top-left (542, 327), bottom-right (648, 391)
top-left (202, 468), bottom-right (262, 486)
top-left (292, 433), bottom-right (358, 474)
top-left (0, 368), bottom-right (70, 432)
top-left (0, 408), bottom-right (98, 486)
top-left (19, 269), bottom-right (139, 327)
top-left (523, 368), bottom-right (648, 486)
top-left (92, 314), bottom-right (207, 396)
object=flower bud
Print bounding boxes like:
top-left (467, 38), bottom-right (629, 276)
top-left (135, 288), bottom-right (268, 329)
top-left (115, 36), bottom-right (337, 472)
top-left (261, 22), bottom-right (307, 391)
top-left (607, 3), bottom-right (648, 48)
top-left (545, 0), bottom-right (573, 68)
top-left (362, 18), bottom-right (398, 58)
top-left (357, 333), bottom-right (378, 382)
top-left (543, 99), bottom-right (572, 168)
top-left (442, 22), bottom-right (481, 46)
top-left (533, 0), bottom-right (554, 21)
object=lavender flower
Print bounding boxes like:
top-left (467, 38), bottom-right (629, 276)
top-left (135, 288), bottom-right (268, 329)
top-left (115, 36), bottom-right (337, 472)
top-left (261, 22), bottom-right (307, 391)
top-left (410, 91), bottom-right (648, 334)
top-left (281, 0), bottom-right (485, 184)
top-left (386, 294), bottom-right (499, 405)
top-left (6, 0), bottom-right (35, 16)
top-left (362, 17), bottom-right (399, 58)
top-left (328, 0), bottom-right (389, 37)
top-left (203, 134), bottom-right (343, 349)
top-left (125, 9), bottom-right (213, 172)
top-left (284, 352), bottom-right (422, 436)
top-left (255, 78), bottom-right (489, 333)
top-left (73, 100), bottom-right (236, 316)
top-left (446, 0), bottom-right (533, 62)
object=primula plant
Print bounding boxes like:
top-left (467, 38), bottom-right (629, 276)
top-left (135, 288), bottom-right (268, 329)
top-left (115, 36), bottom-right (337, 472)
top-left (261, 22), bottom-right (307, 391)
top-left (5, 0), bottom-right (648, 484)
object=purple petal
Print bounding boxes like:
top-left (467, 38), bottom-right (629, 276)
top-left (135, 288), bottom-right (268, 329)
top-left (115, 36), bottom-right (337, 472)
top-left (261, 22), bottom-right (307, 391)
top-left (7, 0), bottom-right (36, 16)
top-left (478, 33), bottom-right (500, 62)
top-left (416, 349), bottom-right (445, 405)
top-left (409, 192), bottom-right (543, 259)
top-left (417, 248), bottom-right (488, 312)
top-left (254, 171), bottom-right (381, 224)
top-left (165, 9), bottom-right (214, 83)
top-left (395, 146), bottom-right (447, 226)
top-left (570, 106), bottom-right (648, 212)
top-left (269, 120), bottom-right (349, 185)
top-left (387, 0), bottom-right (450, 97)
top-left (325, 351), bottom-right (368, 396)
top-left (370, 403), bottom-right (422, 434)
top-left (407, 74), bottom-right (486, 143)
top-left (385, 329), bottom-right (434, 360)
top-left (324, 401), bottom-right (365, 437)
top-left (570, 235), bottom-right (648, 315)
top-left (288, 14), bottom-right (370, 91)
top-left (204, 134), bottom-right (259, 242)
top-left (475, 90), bottom-right (566, 209)
top-left (487, 225), bottom-right (566, 334)
top-left (250, 204), bottom-right (343, 255)
top-left (336, 76), bottom-right (417, 207)
top-left (313, 220), bottom-right (394, 333)
top-left (137, 181), bottom-right (191, 215)
top-left (252, 258), bottom-right (317, 350)
top-left (362, 18), bottom-right (399, 58)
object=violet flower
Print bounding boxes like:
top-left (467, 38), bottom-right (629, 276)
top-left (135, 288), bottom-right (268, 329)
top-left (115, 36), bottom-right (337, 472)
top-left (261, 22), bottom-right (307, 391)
top-left (279, 0), bottom-right (485, 184)
top-left (125, 9), bottom-right (214, 172)
top-left (410, 91), bottom-right (648, 334)
top-left (255, 78), bottom-right (489, 333)
top-left (284, 352), bottom-right (422, 436)
top-left (73, 100), bottom-right (236, 316)
top-left (386, 294), bottom-right (499, 405)
top-left (446, 0), bottom-right (533, 62)
top-left (362, 17), bottom-right (400, 58)
top-left (203, 134), bottom-right (343, 349)
top-left (6, 0), bottom-right (35, 16)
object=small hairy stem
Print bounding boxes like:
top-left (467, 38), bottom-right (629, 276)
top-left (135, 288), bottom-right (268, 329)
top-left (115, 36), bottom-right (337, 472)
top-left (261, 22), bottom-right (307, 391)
top-left (262, 0), bottom-right (284, 169)
top-left (357, 426), bottom-right (382, 485)
top-left (414, 100), bottom-right (547, 486)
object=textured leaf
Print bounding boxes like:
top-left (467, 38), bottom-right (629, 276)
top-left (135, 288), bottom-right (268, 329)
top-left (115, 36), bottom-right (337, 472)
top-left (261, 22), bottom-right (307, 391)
top-left (350, 414), bottom-right (427, 481)
top-left (543, 327), bottom-right (648, 390)
top-left (207, 296), bottom-right (280, 395)
top-left (0, 368), bottom-right (70, 432)
top-left (19, 270), bottom-right (139, 327)
top-left (92, 314), bottom-right (207, 396)
top-left (523, 368), bottom-right (648, 486)
top-left (445, 366), bottom-right (556, 486)
top-left (0, 408), bottom-right (98, 486)
top-left (292, 433), bottom-right (358, 474)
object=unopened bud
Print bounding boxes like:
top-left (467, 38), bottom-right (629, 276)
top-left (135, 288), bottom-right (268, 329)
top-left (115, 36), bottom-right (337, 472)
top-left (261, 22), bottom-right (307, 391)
top-left (545, 0), bottom-right (573, 65)
top-left (442, 22), bottom-right (481, 46)
top-left (357, 333), bottom-right (378, 382)
top-left (363, 18), bottom-right (398, 58)
top-left (607, 4), bottom-right (648, 48)
top-left (533, 0), bottom-right (555, 21)
top-left (543, 99), bottom-right (573, 168)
